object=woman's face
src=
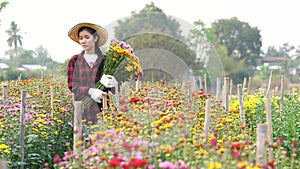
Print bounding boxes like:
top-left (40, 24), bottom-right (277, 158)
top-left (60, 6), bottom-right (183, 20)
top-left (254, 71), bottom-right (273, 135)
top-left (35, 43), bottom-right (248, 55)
top-left (78, 29), bottom-right (98, 53)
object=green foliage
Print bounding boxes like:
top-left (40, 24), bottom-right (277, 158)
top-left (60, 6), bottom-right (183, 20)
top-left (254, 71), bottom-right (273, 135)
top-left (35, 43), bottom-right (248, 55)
top-left (3, 68), bottom-right (20, 80)
top-left (272, 93), bottom-right (300, 152)
top-left (125, 33), bottom-right (196, 66)
top-left (217, 45), bottom-right (247, 84)
top-left (114, 2), bottom-right (198, 82)
top-left (0, 1), bottom-right (8, 12)
top-left (6, 21), bottom-right (23, 59)
top-left (0, 76), bottom-right (73, 168)
top-left (185, 19), bottom-right (215, 65)
top-left (212, 17), bottom-right (262, 71)
top-left (115, 2), bottom-right (183, 40)
top-left (0, 1), bottom-right (8, 24)
top-left (0, 46), bottom-right (63, 82)
top-left (35, 45), bottom-right (51, 66)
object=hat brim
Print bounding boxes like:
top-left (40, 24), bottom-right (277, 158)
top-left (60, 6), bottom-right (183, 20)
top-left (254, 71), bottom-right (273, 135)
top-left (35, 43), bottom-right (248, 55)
top-left (68, 22), bottom-right (108, 47)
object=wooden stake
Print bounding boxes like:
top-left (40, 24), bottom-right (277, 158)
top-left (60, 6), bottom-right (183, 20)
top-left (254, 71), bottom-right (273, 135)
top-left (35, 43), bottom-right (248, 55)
top-left (50, 84), bottom-right (54, 118)
top-left (265, 71), bottom-right (274, 161)
top-left (237, 84), bottom-right (246, 125)
top-left (216, 77), bottom-right (221, 100)
top-left (20, 90), bottom-right (26, 169)
top-left (223, 77), bottom-right (229, 112)
top-left (102, 94), bottom-right (108, 110)
top-left (114, 83), bottom-right (119, 107)
top-left (37, 85), bottom-right (41, 93)
top-left (229, 79), bottom-right (233, 103)
top-left (204, 73), bottom-right (207, 93)
top-left (247, 77), bottom-right (252, 95)
top-left (18, 73), bottom-right (22, 82)
top-left (2, 85), bottom-right (8, 106)
top-left (135, 77), bottom-right (139, 92)
top-left (243, 77), bottom-right (247, 92)
top-left (198, 76), bottom-right (203, 90)
top-left (73, 101), bottom-right (83, 152)
top-left (256, 123), bottom-right (268, 166)
top-left (0, 158), bottom-right (6, 169)
top-left (203, 99), bottom-right (211, 141)
top-left (192, 77), bottom-right (197, 90)
top-left (274, 86), bottom-right (278, 96)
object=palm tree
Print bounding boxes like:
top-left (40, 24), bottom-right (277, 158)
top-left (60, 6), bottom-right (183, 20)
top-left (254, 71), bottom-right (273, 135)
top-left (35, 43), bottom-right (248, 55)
top-left (0, 1), bottom-right (9, 15)
top-left (6, 21), bottom-right (23, 59)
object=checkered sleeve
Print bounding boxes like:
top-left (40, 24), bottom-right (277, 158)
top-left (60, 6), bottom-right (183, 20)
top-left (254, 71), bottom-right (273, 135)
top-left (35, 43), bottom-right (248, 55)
top-left (67, 55), bottom-right (89, 99)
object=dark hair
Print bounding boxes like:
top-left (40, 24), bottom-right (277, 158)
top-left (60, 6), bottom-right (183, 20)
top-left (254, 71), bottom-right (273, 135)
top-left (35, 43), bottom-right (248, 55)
top-left (77, 26), bottom-right (103, 56)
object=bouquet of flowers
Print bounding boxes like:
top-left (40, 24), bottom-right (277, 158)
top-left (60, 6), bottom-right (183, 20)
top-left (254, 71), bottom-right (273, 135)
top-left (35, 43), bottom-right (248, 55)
top-left (82, 39), bottom-right (143, 109)
top-left (96, 39), bottom-right (143, 90)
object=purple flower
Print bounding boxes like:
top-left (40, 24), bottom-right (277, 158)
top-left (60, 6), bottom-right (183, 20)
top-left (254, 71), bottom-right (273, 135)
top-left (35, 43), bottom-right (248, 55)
top-left (25, 113), bottom-right (33, 121)
top-left (159, 161), bottom-right (177, 169)
top-left (146, 164), bottom-right (156, 169)
top-left (210, 138), bottom-right (218, 146)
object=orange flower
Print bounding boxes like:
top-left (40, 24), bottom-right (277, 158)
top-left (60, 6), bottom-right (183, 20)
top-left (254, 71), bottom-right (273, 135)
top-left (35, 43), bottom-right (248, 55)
top-left (155, 130), bottom-right (161, 135)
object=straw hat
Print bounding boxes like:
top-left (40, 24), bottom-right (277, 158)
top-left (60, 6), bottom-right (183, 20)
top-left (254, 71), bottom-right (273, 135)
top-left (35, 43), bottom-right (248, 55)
top-left (68, 22), bottom-right (108, 47)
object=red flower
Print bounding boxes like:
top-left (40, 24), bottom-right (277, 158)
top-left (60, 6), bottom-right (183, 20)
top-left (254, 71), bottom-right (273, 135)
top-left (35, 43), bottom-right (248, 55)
top-left (108, 157), bottom-right (123, 167)
top-left (267, 159), bottom-right (276, 169)
top-left (119, 99), bottom-right (126, 104)
top-left (231, 142), bottom-right (245, 151)
top-left (291, 141), bottom-right (297, 147)
top-left (129, 97), bottom-right (141, 103)
top-left (122, 163), bottom-right (131, 169)
top-left (128, 158), bottom-right (148, 168)
top-left (120, 106), bottom-right (128, 112)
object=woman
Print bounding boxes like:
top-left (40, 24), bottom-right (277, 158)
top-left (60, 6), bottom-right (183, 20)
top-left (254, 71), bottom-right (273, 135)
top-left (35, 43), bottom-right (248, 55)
top-left (67, 22), bottom-right (116, 124)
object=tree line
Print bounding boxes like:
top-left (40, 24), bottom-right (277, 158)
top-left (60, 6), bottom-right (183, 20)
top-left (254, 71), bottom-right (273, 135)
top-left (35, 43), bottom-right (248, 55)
top-left (1, 1), bottom-right (300, 86)
top-left (0, 2), bottom-right (61, 81)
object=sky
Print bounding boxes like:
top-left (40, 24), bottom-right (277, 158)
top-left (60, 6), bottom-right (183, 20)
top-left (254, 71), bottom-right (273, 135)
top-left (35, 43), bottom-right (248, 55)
top-left (0, 0), bottom-right (299, 63)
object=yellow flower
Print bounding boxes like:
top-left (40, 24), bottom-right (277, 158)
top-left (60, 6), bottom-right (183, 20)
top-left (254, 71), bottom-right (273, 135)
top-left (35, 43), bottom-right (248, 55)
top-left (0, 144), bottom-right (9, 149)
top-left (125, 65), bottom-right (133, 72)
top-left (208, 162), bottom-right (222, 169)
top-left (41, 132), bottom-right (48, 136)
top-left (218, 147), bottom-right (225, 153)
top-left (198, 149), bottom-right (208, 155)
top-left (236, 161), bottom-right (248, 168)
top-left (160, 144), bottom-right (171, 151)
top-left (246, 165), bottom-right (261, 169)
top-left (4, 149), bottom-right (10, 154)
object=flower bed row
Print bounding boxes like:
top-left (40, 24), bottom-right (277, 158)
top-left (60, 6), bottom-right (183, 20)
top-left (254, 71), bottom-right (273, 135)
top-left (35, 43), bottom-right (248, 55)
top-left (0, 77), bottom-right (299, 168)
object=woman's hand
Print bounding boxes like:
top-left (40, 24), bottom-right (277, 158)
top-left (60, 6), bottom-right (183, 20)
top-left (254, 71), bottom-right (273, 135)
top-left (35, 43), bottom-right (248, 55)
top-left (100, 74), bottom-right (118, 88)
top-left (88, 88), bottom-right (106, 102)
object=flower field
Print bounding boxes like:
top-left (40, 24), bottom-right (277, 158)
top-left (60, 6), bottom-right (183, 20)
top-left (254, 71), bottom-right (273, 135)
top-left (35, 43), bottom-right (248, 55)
top-left (0, 76), bottom-right (299, 169)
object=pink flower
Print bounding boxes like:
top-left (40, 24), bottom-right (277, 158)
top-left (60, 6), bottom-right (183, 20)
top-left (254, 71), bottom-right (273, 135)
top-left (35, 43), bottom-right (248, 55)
top-left (277, 137), bottom-right (284, 145)
top-left (53, 155), bottom-right (61, 163)
top-left (146, 164), bottom-right (156, 169)
top-left (210, 138), bottom-right (218, 146)
top-left (291, 141), bottom-right (297, 147)
top-left (159, 161), bottom-right (177, 169)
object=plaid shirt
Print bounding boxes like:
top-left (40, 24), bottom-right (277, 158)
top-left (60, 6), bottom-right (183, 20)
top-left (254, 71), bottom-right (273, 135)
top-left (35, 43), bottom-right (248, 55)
top-left (67, 52), bottom-right (106, 123)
